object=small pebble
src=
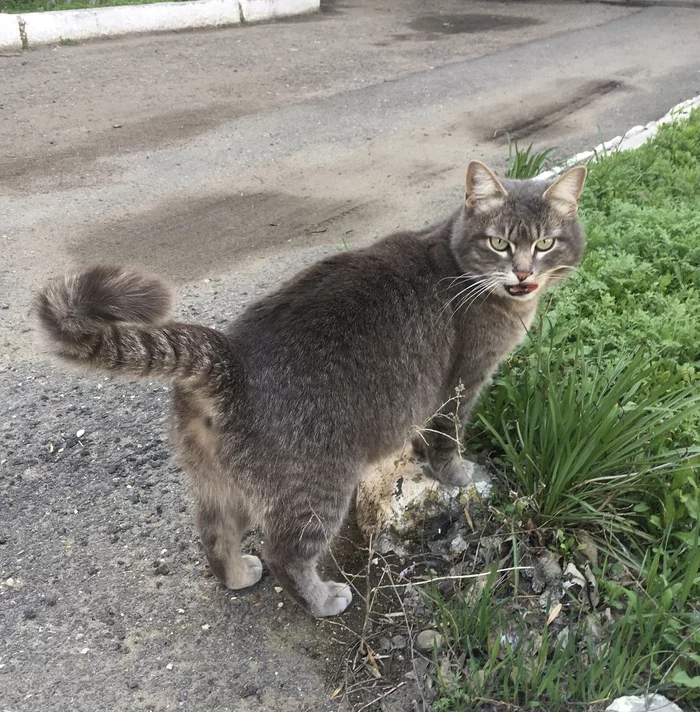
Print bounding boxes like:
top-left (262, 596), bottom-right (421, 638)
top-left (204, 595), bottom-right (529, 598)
top-left (23, 608), bottom-right (37, 620)
top-left (76, 429), bottom-right (85, 438)
top-left (166, 663), bottom-right (173, 670)
top-left (126, 680), bottom-right (139, 690)
top-left (5, 578), bottom-right (15, 587)
top-left (177, 609), bottom-right (185, 614)
top-left (274, 587), bottom-right (283, 594)
top-left (415, 629), bottom-right (444, 652)
top-left (154, 562), bottom-right (170, 576)
top-left (391, 634), bottom-right (407, 650)
top-left (277, 602), bottom-right (284, 608)
top-left (80, 648), bottom-right (89, 655)
top-left (201, 624), bottom-right (210, 631)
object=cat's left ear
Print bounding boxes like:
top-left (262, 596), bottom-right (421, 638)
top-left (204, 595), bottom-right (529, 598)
top-left (543, 166), bottom-right (587, 216)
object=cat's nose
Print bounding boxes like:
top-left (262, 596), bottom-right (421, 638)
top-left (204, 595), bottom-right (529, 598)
top-left (514, 270), bottom-right (532, 282)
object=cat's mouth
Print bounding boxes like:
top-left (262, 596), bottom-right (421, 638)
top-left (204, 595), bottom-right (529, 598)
top-left (505, 283), bottom-right (539, 297)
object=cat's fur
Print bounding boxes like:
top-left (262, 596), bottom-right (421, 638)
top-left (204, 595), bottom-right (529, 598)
top-left (35, 162), bottom-right (586, 617)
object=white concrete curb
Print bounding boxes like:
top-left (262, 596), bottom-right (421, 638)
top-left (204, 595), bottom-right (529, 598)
top-left (537, 94), bottom-right (700, 180)
top-left (0, 0), bottom-right (318, 50)
top-left (0, 14), bottom-right (23, 50)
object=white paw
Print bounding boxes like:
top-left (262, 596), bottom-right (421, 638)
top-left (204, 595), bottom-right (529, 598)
top-left (227, 555), bottom-right (263, 590)
top-left (436, 456), bottom-right (473, 488)
top-left (311, 581), bottom-right (353, 617)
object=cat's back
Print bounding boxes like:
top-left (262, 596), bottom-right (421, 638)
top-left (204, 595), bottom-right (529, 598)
top-left (222, 227), bottom-right (457, 446)
top-left (230, 227), bottom-right (454, 351)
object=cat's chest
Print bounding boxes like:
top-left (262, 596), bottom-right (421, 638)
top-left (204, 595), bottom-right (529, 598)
top-left (459, 304), bottom-right (535, 364)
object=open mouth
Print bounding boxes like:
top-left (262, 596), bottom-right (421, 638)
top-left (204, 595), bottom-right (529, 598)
top-left (506, 283), bottom-right (539, 297)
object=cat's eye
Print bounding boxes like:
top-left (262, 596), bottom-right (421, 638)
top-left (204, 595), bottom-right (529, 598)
top-left (489, 236), bottom-right (509, 252)
top-left (535, 237), bottom-right (555, 252)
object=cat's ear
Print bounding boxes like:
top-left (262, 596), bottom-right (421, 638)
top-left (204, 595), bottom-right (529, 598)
top-left (543, 166), bottom-right (587, 216)
top-left (465, 161), bottom-right (507, 213)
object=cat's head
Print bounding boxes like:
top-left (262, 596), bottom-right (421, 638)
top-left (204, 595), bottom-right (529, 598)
top-left (451, 161), bottom-right (587, 303)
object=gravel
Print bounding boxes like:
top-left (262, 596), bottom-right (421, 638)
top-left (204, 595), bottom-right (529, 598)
top-left (0, 363), bottom-right (352, 711)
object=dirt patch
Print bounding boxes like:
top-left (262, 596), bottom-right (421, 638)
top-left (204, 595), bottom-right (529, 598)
top-left (70, 191), bottom-right (374, 283)
top-left (408, 13), bottom-right (540, 36)
top-left (0, 103), bottom-right (258, 192)
top-left (482, 79), bottom-right (626, 142)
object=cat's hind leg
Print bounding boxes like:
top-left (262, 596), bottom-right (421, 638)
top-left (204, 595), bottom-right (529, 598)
top-left (263, 500), bottom-right (353, 617)
top-left (196, 497), bottom-right (263, 590)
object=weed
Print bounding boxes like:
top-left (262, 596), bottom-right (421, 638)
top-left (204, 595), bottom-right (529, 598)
top-left (476, 326), bottom-right (700, 543)
top-left (428, 530), bottom-right (700, 711)
top-left (505, 135), bottom-right (556, 179)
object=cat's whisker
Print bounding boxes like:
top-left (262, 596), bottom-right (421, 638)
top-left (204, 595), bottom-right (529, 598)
top-left (438, 272), bottom-right (504, 292)
top-left (453, 278), bottom-right (501, 318)
top-left (438, 277), bottom-right (494, 317)
top-left (540, 265), bottom-right (578, 277)
top-left (460, 280), bottom-right (503, 315)
top-left (437, 275), bottom-right (476, 293)
top-left (456, 284), bottom-right (497, 315)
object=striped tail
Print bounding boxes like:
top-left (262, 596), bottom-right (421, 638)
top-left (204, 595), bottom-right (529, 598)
top-left (34, 265), bottom-right (235, 383)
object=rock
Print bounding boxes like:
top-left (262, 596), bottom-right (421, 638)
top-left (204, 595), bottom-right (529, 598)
top-left (415, 629), bottom-right (444, 653)
top-left (154, 562), bottom-right (170, 576)
top-left (356, 449), bottom-right (492, 555)
top-left (531, 551), bottom-right (562, 593)
top-left (449, 533), bottom-right (468, 556)
top-left (390, 634), bottom-right (407, 650)
top-left (606, 694), bottom-right (685, 712)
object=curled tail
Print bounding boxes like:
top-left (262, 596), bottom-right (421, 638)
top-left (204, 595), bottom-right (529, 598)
top-left (35, 265), bottom-right (235, 382)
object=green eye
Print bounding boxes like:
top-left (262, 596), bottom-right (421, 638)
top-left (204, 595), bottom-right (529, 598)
top-left (535, 237), bottom-right (555, 251)
top-left (489, 236), bottom-right (509, 252)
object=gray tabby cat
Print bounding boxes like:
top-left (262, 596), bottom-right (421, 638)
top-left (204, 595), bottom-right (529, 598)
top-left (35, 161), bottom-right (586, 617)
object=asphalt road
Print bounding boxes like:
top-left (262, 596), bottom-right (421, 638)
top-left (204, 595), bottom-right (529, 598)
top-left (1, 1), bottom-right (700, 710)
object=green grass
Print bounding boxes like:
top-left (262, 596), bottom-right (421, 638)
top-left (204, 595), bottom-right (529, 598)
top-left (478, 336), bottom-right (700, 542)
top-left (1, 0), bottom-right (188, 13)
top-left (434, 110), bottom-right (700, 710)
top-left (505, 137), bottom-right (556, 179)
top-left (429, 536), bottom-right (700, 712)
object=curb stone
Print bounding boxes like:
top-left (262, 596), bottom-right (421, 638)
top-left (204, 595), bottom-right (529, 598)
top-left (537, 94), bottom-right (700, 180)
top-left (0, 0), bottom-right (318, 50)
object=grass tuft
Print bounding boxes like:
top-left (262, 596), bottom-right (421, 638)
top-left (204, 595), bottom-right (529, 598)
top-left (505, 136), bottom-right (556, 179)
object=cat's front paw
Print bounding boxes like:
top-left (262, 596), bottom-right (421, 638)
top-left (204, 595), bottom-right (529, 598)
top-left (310, 581), bottom-right (353, 617)
top-left (431, 454), bottom-right (474, 488)
top-left (227, 554), bottom-right (263, 590)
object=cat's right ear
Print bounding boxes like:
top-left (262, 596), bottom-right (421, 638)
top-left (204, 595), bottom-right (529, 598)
top-left (465, 161), bottom-right (507, 214)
